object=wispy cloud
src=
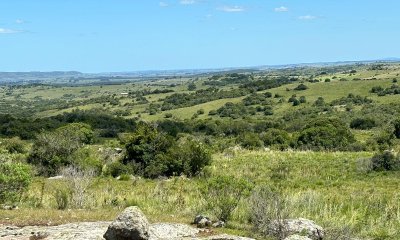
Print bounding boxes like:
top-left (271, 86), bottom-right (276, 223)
top-left (159, 1), bottom-right (169, 7)
top-left (299, 15), bottom-right (318, 20)
top-left (180, 0), bottom-right (196, 5)
top-left (218, 6), bottom-right (245, 12)
top-left (0, 28), bottom-right (21, 34)
top-left (274, 6), bottom-right (288, 12)
top-left (15, 19), bottom-right (25, 24)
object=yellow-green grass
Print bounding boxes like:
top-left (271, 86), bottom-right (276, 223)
top-left (3, 150), bottom-right (400, 238)
top-left (142, 97), bottom-right (245, 121)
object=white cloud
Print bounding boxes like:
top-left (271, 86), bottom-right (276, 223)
top-left (159, 1), bottom-right (169, 7)
top-left (180, 0), bottom-right (195, 5)
top-left (0, 28), bottom-right (21, 34)
top-left (299, 15), bottom-right (317, 20)
top-left (218, 6), bottom-right (245, 12)
top-left (15, 19), bottom-right (25, 24)
top-left (274, 6), bottom-right (288, 12)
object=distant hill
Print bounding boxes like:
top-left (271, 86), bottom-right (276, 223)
top-left (0, 71), bottom-right (82, 82)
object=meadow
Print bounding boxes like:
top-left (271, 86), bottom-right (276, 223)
top-left (1, 62), bottom-right (400, 239)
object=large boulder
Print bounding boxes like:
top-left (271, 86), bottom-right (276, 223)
top-left (270, 218), bottom-right (324, 240)
top-left (104, 206), bottom-right (150, 240)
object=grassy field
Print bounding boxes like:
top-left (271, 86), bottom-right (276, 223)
top-left (2, 150), bottom-right (400, 239)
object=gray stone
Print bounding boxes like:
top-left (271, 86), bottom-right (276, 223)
top-left (284, 235), bottom-right (313, 240)
top-left (212, 221), bottom-right (225, 228)
top-left (104, 206), bottom-right (150, 240)
top-left (205, 234), bottom-right (255, 240)
top-left (193, 215), bottom-right (212, 228)
top-left (271, 218), bottom-right (324, 240)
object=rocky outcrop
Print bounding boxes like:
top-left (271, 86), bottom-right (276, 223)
top-left (0, 207), bottom-right (254, 240)
top-left (104, 206), bottom-right (150, 240)
top-left (270, 218), bottom-right (324, 240)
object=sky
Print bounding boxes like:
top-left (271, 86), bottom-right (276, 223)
top-left (0, 0), bottom-right (400, 72)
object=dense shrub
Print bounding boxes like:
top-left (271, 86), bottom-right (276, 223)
top-left (394, 118), bottom-right (400, 139)
top-left (106, 161), bottom-right (133, 177)
top-left (0, 162), bottom-right (32, 203)
top-left (1, 137), bottom-right (27, 154)
top-left (28, 123), bottom-right (94, 176)
top-left (297, 118), bottom-right (355, 150)
top-left (260, 129), bottom-right (290, 149)
top-left (294, 84), bottom-right (308, 91)
top-left (123, 123), bottom-right (211, 178)
top-left (371, 151), bottom-right (400, 171)
top-left (350, 118), bottom-right (377, 130)
top-left (237, 133), bottom-right (263, 150)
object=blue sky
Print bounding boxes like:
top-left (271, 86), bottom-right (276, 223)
top-left (0, 0), bottom-right (399, 72)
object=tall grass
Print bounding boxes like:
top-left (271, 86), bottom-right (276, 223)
top-left (3, 150), bottom-right (400, 239)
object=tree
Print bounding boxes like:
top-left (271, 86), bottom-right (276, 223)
top-left (188, 82), bottom-right (197, 91)
top-left (294, 84), bottom-right (308, 91)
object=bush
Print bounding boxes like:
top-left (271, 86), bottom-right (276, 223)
top-left (350, 118), bottom-right (377, 130)
top-left (394, 118), bottom-right (400, 139)
top-left (2, 137), bottom-right (27, 154)
top-left (166, 139), bottom-right (212, 177)
top-left (123, 123), bottom-right (211, 178)
top-left (237, 133), bottom-right (263, 150)
top-left (28, 123), bottom-right (94, 176)
top-left (294, 84), bottom-right (308, 91)
top-left (203, 176), bottom-right (253, 221)
top-left (106, 161), bottom-right (133, 177)
top-left (0, 162), bottom-right (32, 203)
top-left (250, 186), bottom-right (289, 239)
top-left (371, 151), bottom-right (400, 171)
top-left (55, 188), bottom-right (70, 210)
top-left (297, 118), bottom-right (355, 150)
top-left (260, 129), bottom-right (290, 149)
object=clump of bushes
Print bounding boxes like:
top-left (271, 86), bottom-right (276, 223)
top-left (371, 151), bottom-right (400, 171)
top-left (122, 123), bottom-right (211, 178)
top-left (350, 118), bottom-right (377, 130)
top-left (297, 118), bottom-right (355, 150)
top-left (0, 162), bottom-right (32, 203)
top-left (28, 123), bottom-right (95, 176)
top-left (294, 84), bottom-right (308, 91)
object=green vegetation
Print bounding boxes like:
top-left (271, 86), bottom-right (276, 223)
top-left (1, 62), bottom-right (400, 239)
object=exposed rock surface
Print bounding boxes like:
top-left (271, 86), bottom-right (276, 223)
top-left (270, 218), bottom-right (324, 240)
top-left (0, 223), bottom-right (254, 240)
top-left (284, 235), bottom-right (313, 240)
top-left (104, 206), bottom-right (150, 240)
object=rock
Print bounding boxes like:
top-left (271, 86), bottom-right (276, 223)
top-left (197, 218), bottom-right (212, 228)
top-left (194, 215), bottom-right (212, 228)
top-left (271, 218), bottom-right (324, 240)
top-left (284, 235), bottom-right (313, 240)
top-left (2, 205), bottom-right (18, 210)
top-left (206, 234), bottom-right (255, 240)
top-left (104, 206), bottom-right (150, 240)
top-left (48, 175), bottom-right (64, 180)
top-left (149, 223), bottom-right (199, 239)
top-left (212, 221), bottom-right (225, 228)
top-left (114, 148), bottom-right (123, 153)
top-left (29, 231), bottom-right (50, 240)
